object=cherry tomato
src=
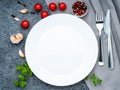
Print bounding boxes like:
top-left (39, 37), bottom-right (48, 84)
top-left (34, 3), bottom-right (42, 11)
top-left (41, 11), bottom-right (49, 18)
top-left (21, 20), bottom-right (30, 29)
top-left (49, 2), bottom-right (57, 11)
top-left (58, 2), bottom-right (67, 11)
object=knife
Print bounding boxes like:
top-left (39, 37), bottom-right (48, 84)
top-left (104, 10), bottom-right (114, 69)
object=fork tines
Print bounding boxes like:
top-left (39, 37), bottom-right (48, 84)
top-left (96, 12), bottom-right (104, 23)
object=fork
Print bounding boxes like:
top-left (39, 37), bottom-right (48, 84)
top-left (96, 12), bottom-right (104, 66)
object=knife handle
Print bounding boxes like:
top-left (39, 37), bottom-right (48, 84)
top-left (108, 35), bottom-right (114, 69)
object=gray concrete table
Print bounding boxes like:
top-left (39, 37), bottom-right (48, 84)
top-left (0, 0), bottom-right (89, 90)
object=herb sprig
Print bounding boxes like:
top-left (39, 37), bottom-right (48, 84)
top-left (14, 62), bottom-right (33, 88)
top-left (85, 74), bottom-right (102, 86)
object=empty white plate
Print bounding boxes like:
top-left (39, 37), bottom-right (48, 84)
top-left (25, 14), bottom-right (98, 86)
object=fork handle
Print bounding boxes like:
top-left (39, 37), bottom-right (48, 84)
top-left (98, 31), bottom-right (104, 66)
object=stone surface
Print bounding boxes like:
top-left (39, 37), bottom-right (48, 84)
top-left (0, 0), bottom-right (89, 90)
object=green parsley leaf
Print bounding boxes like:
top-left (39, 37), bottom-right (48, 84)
top-left (85, 74), bottom-right (102, 86)
top-left (84, 75), bottom-right (89, 80)
top-left (29, 71), bottom-right (33, 77)
top-left (21, 67), bottom-right (28, 76)
top-left (23, 62), bottom-right (27, 67)
top-left (16, 65), bottom-right (22, 71)
top-left (90, 74), bottom-right (102, 86)
top-left (97, 77), bottom-right (102, 84)
top-left (19, 81), bottom-right (27, 88)
top-left (14, 80), bottom-right (19, 86)
top-left (18, 75), bottom-right (25, 81)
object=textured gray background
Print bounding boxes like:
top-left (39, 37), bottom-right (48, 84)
top-left (0, 0), bottom-right (89, 90)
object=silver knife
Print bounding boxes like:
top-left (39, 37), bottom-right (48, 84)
top-left (104, 10), bottom-right (114, 69)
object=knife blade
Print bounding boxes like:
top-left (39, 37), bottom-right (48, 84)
top-left (104, 9), bottom-right (114, 69)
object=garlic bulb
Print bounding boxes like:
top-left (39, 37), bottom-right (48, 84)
top-left (10, 33), bottom-right (23, 44)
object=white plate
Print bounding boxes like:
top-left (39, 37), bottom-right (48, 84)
top-left (25, 14), bottom-right (98, 86)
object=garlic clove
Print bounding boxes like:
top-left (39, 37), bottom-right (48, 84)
top-left (19, 8), bottom-right (28, 14)
top-left (10, 35), bottom-right (17, 44)
top-left (19, 49), bottom-right (25, 58)
top-left (16, 33), bottom-right (23, 40)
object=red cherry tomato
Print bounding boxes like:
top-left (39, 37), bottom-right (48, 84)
top-left (34, 3), bottom-right (42, 11)
top-left (21, 20), bottom-right (30, 29)
top-left (49, 2), bottom-right (57, 11)
top-left (41, 11), bottom-right (49, 18)
top-left (58, 2), bottom-right (67, 11)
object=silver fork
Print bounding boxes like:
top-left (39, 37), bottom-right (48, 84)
top-left (96, 12), bottom-right (104, 66)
